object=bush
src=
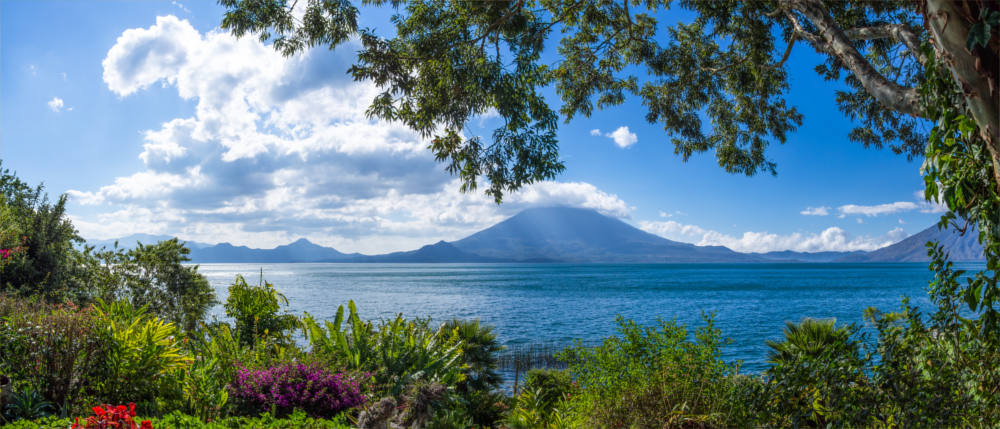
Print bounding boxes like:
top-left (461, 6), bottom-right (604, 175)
top-left (0, 162), bottom-right (92, 302)
top-left (92, 300), bottom-right (190, 411)
top-left (224, 275), bottom-right (298, 348)
top-left (229, 362), bottom-right (366, 418)
top-left (761, 319), bottom-right (873, 428)
top-left (0, 296), bottom-right (106, 415)
top-left (558, 315), bottom-right (750, 428)
top-left (93, 239), bottom-right (216, 333)
top-left (303, 300), bottom-right (465, 397)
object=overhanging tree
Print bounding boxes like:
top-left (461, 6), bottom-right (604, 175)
top-left (219, 0), bottom-right (999, 326)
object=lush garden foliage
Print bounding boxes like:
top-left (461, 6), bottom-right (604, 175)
top-left (3, 150), bottom-right (1000, 429)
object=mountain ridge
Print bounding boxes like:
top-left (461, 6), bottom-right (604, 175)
top-left (85, 207), bottom-right (984, 263)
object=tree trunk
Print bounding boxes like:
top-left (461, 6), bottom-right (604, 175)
top-left (925, 0), bottom-right (1000, 193)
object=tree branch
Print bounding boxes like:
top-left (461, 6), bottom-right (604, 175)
top-left (844, 23), bottom-right (925, 64)
top-left (787, 0), bottom-right (922, 116)
top-left (777, 34), bottom-right (797, 68)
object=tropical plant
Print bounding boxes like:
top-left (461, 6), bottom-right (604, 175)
top-left (504, 387), bottom-right (573, 429)
top-left (229, 362), bottom-right (366, 418)
top-left (765, 318), bottom-right (858, 364)
top-left (224, 274), bottom-right (298, 348)
top-left (762, 318), bottom-right (872, 428)
top-left (92, 300), bottom-right (190, 410)
top-left (303, 300), bottom-right (466, 397)
top-left (2, 388), bottom-right (55, 422)
top-left (441, 319), bottom-right (503, 394)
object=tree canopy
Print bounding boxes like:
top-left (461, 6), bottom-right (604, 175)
top-left (220, 0), bottom-right (997, 195)
top-left (220, 0), bottom-right (1000, 351)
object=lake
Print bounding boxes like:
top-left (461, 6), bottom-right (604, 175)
top-left (196, 262), bottom-right (977, 373)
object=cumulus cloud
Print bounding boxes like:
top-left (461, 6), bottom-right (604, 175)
top-left (591, 126), bottom-right (637, 148)
top-left (800, 206), bottom-right (829, 216)
top-left (639, 220), bottom-right (907, 253)
top-left (47, 97), bottom-right (65, 112)
top-left (71, 16), bottom-right (630, 253)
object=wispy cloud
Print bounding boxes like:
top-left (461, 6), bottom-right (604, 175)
top-left (171, 1), bottom-right (191, 13)
top-left (800, 206), bottom-right (830, 216)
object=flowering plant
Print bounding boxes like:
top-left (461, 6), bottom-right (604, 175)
top-left (230, 362), bottom-right (367, 418)
top-left (71, 403), bottom-right (152, 429)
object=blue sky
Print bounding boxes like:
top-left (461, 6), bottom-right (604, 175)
top-left (1, 1), bottom-right (943, 254)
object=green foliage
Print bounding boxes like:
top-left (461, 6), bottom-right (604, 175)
top-left (93, 240), bottom-right (216, 333)
top-left (522, 368), bottom-right (572, 410)
top-left (0, 296), bottom-right (106, 415)
top-left (504, 386), bottom-right (572, 429)
top-left (224, 274), bottom-right (298, 348)
top-left (505, 369), bottom-right (574, 429)
top-left (92, 300), bottom-right (190, 411)
top-left (218, 1), bottom-right (941, 201)
top-left (765, 318), bottom-right (858, 364)
top-left (558, 314), bottom-right (750, 428)
top-left (0, 161), bottom-right (91, 301)
top-left (2, 387), bottom-right (55, 423)
top-left (762, 319), bottom-right (872, 428)
top-left (303, 300), bottom-right (465, 397)
top-left (441, 319), bottom-right (503, 395)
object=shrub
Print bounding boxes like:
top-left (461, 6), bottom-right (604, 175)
top-left (93, 239), bottom-right (216, 333)
top-left (521, 368), bottom-right (573, 410)
top-left (229, 362), bottom-right (366, 418)
top-left (303, 300), bottom-right (465, 397)
top-left (0, 296), bottom-right (106, 415)
top-left (558, 314), bottom-right (746, 428)
top-left (92, 300), bottom-right (190, 411)
top-left (0, 162), bottom-right (91, 302)
top-left (224, 274), bottom-right (298, 348)
top-left (761, 319), bottom-right (873, 428)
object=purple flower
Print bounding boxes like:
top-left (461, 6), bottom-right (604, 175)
top-left (229, 362), bottom-right (367, 418)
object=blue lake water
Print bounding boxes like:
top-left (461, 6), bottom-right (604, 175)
top-left (196, 262), bottom-right (982, 373)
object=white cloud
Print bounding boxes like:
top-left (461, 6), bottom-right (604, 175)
top-left (591, 126), bottom-right (638, 148)
top-left (639, 220), bottom-right (907, 253)
top-left (838, 201), bottom-right (918, 217)
top-left (70, 16), bottom-right (632, 253)
top-left (102, 15), bottom-right (203, 97)
top-left (47, 97), bottom-right (64, 112)
top-left (800, 206), bottom-right (829, 216)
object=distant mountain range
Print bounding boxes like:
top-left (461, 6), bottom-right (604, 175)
top-left (86, 207), bottom-right (986, 263)
top-left (838, 225), bottom-right (984, 262)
